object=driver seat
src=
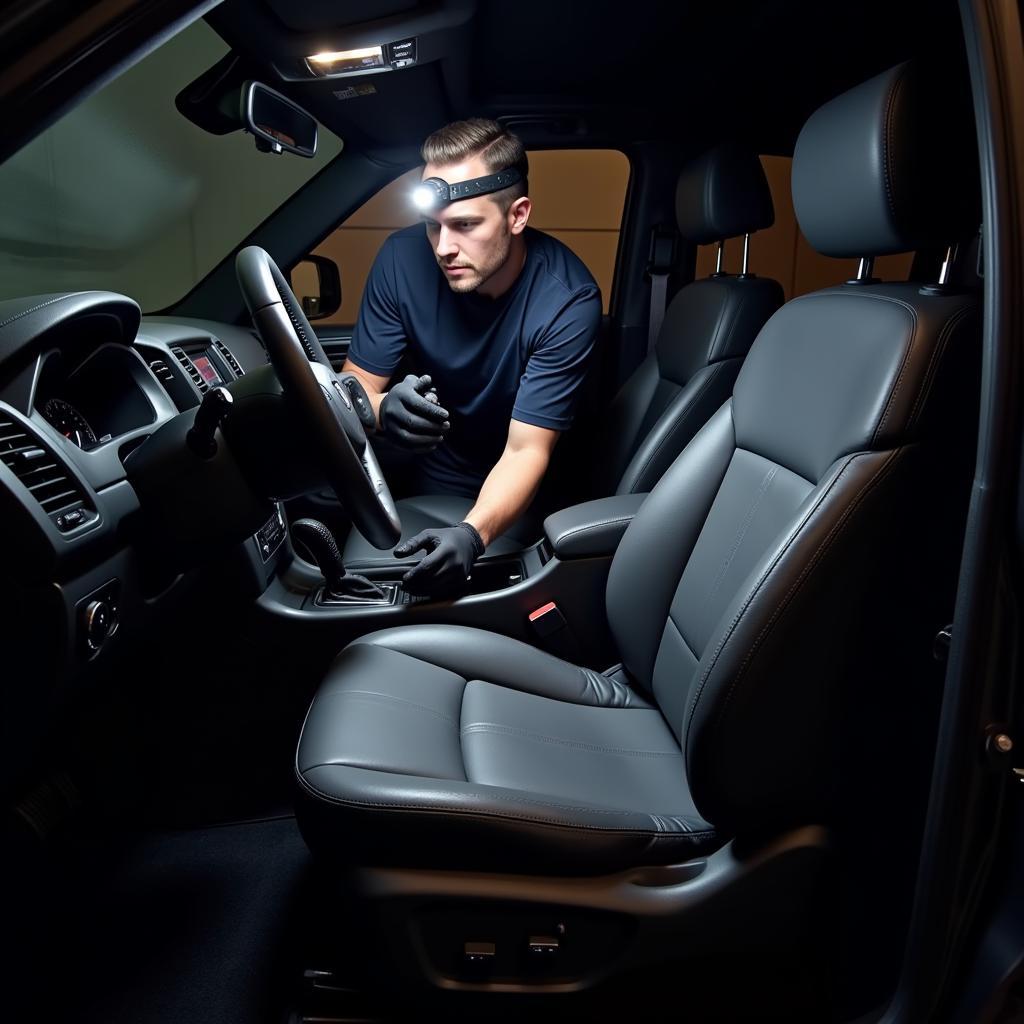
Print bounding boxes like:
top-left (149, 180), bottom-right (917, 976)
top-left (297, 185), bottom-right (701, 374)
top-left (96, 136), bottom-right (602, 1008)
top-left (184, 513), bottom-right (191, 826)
top-left (295, 61), bottom-right (979, 982)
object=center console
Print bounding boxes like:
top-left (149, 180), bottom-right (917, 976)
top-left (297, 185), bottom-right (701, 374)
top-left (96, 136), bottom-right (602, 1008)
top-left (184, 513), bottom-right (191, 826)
top-left (314, 555), bottom-right (527, 607)
top-left (256, 493), bottom-right (650, 669)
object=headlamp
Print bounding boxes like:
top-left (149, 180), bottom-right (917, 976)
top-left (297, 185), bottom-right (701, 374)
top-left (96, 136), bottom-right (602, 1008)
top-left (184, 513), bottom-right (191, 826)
top-left (411, 167), bottom-right (523, 212)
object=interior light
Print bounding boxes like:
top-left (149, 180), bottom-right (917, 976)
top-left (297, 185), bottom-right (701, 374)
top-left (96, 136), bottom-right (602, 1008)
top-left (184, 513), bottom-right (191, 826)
top-left (305, 46), bottom-right (385, 77)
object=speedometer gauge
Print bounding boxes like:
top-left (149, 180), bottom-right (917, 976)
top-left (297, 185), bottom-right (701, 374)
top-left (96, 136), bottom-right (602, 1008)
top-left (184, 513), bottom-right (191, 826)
top-left (42, 398), bottom-right (98, 449)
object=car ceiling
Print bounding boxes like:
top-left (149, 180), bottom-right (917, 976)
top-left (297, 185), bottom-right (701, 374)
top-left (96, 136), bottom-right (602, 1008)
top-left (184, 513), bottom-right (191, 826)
top-left (205, 0), bottom-right (964, 158)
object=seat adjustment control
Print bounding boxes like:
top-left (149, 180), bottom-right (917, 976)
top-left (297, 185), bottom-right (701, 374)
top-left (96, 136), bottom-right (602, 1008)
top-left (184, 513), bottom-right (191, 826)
top-left (527, 935), bottom-right (560, 956)
top-left (463, 941), bottom-right (495, 964)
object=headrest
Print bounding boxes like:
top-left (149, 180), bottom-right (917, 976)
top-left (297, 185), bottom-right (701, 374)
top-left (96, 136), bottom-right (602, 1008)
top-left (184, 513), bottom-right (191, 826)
top-left (675, 144), bottom-right (775, 244)
top-left (792, 61), bottom-right (978, 258)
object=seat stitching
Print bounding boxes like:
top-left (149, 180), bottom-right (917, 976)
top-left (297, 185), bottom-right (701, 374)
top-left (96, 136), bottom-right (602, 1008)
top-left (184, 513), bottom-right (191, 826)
top-left (702, 287), bottom-right (732, 365)
top-left (555, 514), bottom-right (636, 543)
top-left (906, 305), bottom-right (976, 430)
top-left (650, 813), bottom-right (695, 834)
top-left (709, 284), bottom-right (765, 365)
top-left (684, 454), bottom-right (859, 752)
top-left (706, 460), bottom-right (779, 602)
top-left (297, 770), bottom-right (715, 836)
top-left (354, 636), bottom-right (578, 684)
top-left (457, 679), bottom-right (468, 782)
top-left (870, 302), bottom-right (920, 444)
top-left (713, 449), bottom-right (905, 739)
top-left (626, 364), bottom-right (724, 492)
top-left (665, 613), bottom-right (699, 665)
top-left (0, 293), bottom-right (80, 331)
top-left (768, 290), bottom-right (920, 449)
top-left (460, 722), bottom-right (680, 759)
top-left (881, 67), bottom-right (907, 227)
top-left (323, 689), bottom-right (459, 726)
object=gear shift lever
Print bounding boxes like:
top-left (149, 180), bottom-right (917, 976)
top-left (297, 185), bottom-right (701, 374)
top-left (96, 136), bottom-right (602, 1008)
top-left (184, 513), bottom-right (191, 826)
top-left (291, 518), bottom-right (386, 601)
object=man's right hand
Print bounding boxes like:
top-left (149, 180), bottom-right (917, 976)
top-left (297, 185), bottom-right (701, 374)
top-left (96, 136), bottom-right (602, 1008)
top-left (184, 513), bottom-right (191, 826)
top-left (378, 374), bottom-right (450, 451)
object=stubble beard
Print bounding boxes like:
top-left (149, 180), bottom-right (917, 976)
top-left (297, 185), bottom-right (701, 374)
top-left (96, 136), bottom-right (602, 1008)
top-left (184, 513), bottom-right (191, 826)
top-left (440, 229), bottom-right (511, 294)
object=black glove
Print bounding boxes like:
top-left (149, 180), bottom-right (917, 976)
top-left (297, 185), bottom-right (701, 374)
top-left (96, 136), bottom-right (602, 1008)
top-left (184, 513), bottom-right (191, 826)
top-left (378, 374), bottom-right (450, 452)
top-left (395, 521), bottom-right (485, 597)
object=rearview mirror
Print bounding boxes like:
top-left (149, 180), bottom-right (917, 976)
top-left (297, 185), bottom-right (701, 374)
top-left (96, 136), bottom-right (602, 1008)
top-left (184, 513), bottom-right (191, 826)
top-left (241, 81), bottom-right (318, 158)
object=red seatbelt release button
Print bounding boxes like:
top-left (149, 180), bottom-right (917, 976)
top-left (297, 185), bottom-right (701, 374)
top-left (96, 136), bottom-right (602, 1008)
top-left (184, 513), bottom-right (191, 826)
top-left (528, 601), bottom-right (567, 639)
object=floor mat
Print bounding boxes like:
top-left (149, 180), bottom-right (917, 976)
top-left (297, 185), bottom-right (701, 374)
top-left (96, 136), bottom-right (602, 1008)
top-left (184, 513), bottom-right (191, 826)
top-left (37, 817), bottom-right (311, 1024)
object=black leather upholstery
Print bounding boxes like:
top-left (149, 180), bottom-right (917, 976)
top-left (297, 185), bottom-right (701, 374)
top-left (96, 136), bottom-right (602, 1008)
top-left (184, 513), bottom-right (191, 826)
top-left (675, 143), bottom-right (775, 245)
top-left (343, 147), bottom-right (782, 561)
top-left (543, 493), bottom-right (647, 559)
top-left (296, 625), bottom-right (714, 874)
top-left (597, 273), bottom-right (783, 496)
top-left (300, 60), bottom-right (980, 876)
top-left (793, 61), bottom-right (978, 257)
top-left (606, 283), bottom-right (978, 832)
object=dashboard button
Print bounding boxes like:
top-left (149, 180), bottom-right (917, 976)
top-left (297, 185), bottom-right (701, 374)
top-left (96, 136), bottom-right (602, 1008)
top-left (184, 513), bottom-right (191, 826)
top-left (84, 599), bottom-right (116, 651)
top-left (56, 509), bottom-right (85, 530)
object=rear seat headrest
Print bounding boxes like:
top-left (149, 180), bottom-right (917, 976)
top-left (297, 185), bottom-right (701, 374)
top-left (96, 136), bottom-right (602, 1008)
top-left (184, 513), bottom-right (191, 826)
top-left (675, 143), bottom-right (775, 244)
top-left (793, 60), bottom-right (979, 258)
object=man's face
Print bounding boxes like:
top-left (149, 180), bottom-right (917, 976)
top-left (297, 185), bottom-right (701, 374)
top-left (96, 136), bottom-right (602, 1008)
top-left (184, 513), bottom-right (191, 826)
top-left (420, 154), bottom-right (524, 294)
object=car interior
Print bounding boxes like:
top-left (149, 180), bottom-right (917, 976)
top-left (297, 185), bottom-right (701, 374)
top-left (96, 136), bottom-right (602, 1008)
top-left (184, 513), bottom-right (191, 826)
top-left (0, 1), bottom-right (1013, 1021)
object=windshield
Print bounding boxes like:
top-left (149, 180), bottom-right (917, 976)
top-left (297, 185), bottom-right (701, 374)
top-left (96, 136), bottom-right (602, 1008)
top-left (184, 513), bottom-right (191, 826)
top-left (0, 18), bottom-right (343, 313)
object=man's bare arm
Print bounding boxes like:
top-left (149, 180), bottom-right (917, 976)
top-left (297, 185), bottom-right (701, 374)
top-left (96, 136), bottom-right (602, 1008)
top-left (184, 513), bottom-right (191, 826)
top-left (341, 358), bottom-right (390, 425)
top-left (463, 420), bottom-right (560, 547)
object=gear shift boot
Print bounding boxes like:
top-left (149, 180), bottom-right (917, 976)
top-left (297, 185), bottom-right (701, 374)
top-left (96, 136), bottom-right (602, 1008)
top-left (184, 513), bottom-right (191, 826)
top-left (315, 581), bottom-right (399, 606)
top-left (292, 518), bottom-right (390, 602)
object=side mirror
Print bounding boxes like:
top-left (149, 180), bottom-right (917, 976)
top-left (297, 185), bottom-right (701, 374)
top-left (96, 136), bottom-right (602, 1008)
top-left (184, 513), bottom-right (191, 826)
top-left (290, 255), bottom-right (342, 320)
top-left (241, 81), bottom-right (318, 158)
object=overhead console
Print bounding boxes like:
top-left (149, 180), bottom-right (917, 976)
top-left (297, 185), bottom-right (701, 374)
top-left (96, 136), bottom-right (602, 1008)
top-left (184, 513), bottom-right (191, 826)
top-left (205, 0), bottom-right (473, 82)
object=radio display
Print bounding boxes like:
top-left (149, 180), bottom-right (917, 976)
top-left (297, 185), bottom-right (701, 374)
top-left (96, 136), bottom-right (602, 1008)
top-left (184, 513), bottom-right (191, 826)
top-left (192, 355), bottom-right (221, 385)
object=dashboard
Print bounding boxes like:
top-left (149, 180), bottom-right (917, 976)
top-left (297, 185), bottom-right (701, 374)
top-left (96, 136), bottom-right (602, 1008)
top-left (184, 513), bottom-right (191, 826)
top-left (0, 293), bottom-right (271, 544)
top-left (0, 291), bottom-right (284, 780)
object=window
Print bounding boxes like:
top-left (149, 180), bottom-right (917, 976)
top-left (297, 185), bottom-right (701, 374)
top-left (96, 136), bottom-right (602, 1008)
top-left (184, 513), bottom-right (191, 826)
top-left (696, 156), bottom-right (913, 297)
top-left (0, 19), bottom-right (343, 312)
top-left (305, 149), bottom-right (630, 325)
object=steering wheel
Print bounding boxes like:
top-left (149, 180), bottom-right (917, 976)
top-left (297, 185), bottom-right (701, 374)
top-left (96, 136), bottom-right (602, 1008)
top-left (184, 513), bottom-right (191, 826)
top-left (235, 245), bottom-right (401, 550)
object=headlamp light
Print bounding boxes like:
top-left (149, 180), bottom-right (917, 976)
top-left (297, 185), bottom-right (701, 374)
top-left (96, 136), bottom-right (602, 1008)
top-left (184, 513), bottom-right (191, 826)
top-left (411, 167), bottom-right (522, 212)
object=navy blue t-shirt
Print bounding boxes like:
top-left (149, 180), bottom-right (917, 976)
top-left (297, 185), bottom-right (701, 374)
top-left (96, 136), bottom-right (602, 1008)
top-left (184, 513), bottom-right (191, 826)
top-left (348, 225), bottom-right (601, 497)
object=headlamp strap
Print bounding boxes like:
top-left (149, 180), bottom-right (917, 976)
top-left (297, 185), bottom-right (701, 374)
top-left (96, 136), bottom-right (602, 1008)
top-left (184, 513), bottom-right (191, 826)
top-left (446, 167), bottom-right (522, 201)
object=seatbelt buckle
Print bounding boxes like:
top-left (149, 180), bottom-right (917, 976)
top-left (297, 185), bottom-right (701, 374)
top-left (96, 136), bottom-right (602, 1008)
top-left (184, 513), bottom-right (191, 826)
top-left (528, 602), bottom-right (581, 661)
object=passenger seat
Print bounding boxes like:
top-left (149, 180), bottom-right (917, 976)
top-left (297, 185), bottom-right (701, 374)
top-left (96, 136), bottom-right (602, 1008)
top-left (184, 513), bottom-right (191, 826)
top-left (595, 144), bottom-right (784, 496)
top-left (343, 144), bottom-right (784, 563)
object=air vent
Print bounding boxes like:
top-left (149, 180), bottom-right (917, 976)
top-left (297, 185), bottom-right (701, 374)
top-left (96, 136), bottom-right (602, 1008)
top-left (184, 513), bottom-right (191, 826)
top-left (319, 338), bottom-right (350, 372)
top-left (0, 413), bottom-right (96, 531)
top-left (148, 358), bottom-right (175, 385)
top-left (212, 338), bottom-right (243, 378)
top-left (171, 345), bottom-right (209, 394)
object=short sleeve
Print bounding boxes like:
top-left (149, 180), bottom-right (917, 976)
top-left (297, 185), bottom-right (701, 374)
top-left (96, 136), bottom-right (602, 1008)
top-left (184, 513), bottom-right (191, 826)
top-left (511, 287), bottom-right (602, 431)
top-left (348, 236), bottom-right (408, 377)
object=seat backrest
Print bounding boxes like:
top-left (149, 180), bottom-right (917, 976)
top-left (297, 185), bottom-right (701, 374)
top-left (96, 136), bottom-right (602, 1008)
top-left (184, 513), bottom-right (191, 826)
top-left (605, 61), bottom-right (980, 835)
top-left (597, 145), bottom-right (783, 496)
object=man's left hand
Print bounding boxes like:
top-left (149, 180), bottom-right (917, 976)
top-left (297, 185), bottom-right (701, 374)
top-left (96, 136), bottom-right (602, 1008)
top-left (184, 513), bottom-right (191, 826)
top-left (395, 522), bottom-right (485, 597)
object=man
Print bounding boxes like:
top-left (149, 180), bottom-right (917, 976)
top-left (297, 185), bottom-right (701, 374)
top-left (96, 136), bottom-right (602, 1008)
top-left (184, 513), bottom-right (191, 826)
top-left (343, 118), bottom-right (601, 596)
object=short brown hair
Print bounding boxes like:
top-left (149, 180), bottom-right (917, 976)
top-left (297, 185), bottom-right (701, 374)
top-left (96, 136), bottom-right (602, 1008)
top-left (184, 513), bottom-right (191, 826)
top-left (421, 117), bottom-right (529, 209)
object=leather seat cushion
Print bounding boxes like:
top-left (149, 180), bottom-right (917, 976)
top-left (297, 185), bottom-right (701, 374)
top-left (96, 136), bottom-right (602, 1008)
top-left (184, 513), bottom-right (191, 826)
top-left (295, 625), bottom-right (717, 875)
